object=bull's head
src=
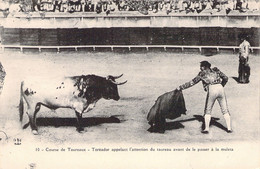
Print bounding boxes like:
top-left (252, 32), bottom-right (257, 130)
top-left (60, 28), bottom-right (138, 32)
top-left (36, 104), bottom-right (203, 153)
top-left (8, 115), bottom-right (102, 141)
top-left (104, 74), bottom-right (127, 101)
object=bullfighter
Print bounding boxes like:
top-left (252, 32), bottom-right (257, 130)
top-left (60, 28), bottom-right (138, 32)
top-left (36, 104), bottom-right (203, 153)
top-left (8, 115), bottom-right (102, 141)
top-left (176, 61), bottom-right (232, 134)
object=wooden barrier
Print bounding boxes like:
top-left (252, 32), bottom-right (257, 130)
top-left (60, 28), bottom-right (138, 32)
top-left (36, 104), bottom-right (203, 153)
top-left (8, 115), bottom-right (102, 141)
top-left (1, 27), bottom-right (259, 48)
top-left (2, 28), bottom-right (20, 45)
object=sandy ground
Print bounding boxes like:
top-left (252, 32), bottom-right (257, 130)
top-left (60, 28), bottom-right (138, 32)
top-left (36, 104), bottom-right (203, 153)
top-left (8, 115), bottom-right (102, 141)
top-left (0, 49), bottom-right (259, 169)
top-left (0, 49), bottom-right (259, 146)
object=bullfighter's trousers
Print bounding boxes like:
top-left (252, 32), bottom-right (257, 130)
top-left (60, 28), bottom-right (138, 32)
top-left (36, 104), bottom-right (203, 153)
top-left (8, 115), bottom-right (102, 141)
top-left (204, 84), bottom-right (229, 115)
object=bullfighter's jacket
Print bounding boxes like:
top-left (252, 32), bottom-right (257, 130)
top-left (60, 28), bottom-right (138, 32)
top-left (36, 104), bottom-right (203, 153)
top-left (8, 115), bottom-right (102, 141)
top-left (179, 67), bottom-right (228, 92)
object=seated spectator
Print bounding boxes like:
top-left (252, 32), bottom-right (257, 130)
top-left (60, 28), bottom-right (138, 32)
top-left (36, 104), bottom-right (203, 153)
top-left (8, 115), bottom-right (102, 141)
top-left (176, 0), bottom-right (184, 12)
top-left (46, 0), bottom-right (54, 11)
top-left (41, 0), bottom-right (48, 11)
top-left (225, 0), bottom-right (234, 13)
top-left (218, 0), bottom-right (227, 11)
top-left (81, 0), bottom-right (86, 12)
top-left (75, 0), bottom-right (82, 11)
top-left (194, 0), bottom-right (203, 13)
top-left (109, 0), bottom-right (117, 11)
top-left (236, 0), bottom-right (242, 10)
top-left (241, 0), bottom-right (248, 10)
top-left (187, 0), bottom-right (196, 13)
top-left (60, 0), bottom-right (68, 12)
top-left (106, 0), bottom-right (116, 14)
top-left (200, 0), bottom-right (215, 13)
top-left (83, 0), bottom-right (93, 11)
top-left (32, 0), bottom-right (41, 11)
top-left (0, 0), bottom-right (9, 11)
top-left (102, 1), bottom-right (107, 12)
top-left (152, 1), bottom-right (159, 13)
top-left (182, 0), bottom-right (189, 11)
top-left (53, 0), bottom-right (62, 12)
top-left (201, 0), bottom-right (207, 10)
top-left (20, 0), bottom-right (32, 12)
top-left (165, 2), bottom-right (172, 14)
top-left (0, 0), bottom-right (10, 17)
top-left (158, 1), bottom-right (164, 11)
top-left (119, 0), bottom-right (126, 10)
top-left (9, 0), bottom-right (23, 13)
top-left (90, 0), bottom-right (95, 11)
top-left (95, 1), bottom-right (102, 13)
top-left (205, 0), bottom-right (212, 9)
top-left (67, 0), bottom-right (81, 12)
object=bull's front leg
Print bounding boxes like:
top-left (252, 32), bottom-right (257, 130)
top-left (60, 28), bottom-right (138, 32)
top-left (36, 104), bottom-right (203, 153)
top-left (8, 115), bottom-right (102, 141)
top-left (75, 111), bottom-right (84, 133)
top-left (27, 103), bottom-right (41, 135)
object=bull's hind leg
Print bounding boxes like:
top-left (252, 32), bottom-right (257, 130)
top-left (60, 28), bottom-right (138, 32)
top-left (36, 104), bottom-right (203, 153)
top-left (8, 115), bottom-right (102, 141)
top-left (75, 111), bottom-right (84, 133)
top-left (27, 103), bottom-right (41, 135)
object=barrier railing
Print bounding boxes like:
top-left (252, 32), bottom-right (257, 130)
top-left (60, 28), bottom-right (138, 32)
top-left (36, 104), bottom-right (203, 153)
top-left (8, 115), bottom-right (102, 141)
top-left (1, 44), bottom-right (259, 53)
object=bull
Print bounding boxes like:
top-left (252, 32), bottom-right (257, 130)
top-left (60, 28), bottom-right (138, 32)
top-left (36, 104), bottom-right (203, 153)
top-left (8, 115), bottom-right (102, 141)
top-left (19, 74), bottom-right (127, 135)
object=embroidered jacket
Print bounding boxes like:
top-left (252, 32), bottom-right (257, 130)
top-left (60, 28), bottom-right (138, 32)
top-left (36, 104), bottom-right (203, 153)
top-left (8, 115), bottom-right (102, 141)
top-left (179, 67), bottom-right (228, 92)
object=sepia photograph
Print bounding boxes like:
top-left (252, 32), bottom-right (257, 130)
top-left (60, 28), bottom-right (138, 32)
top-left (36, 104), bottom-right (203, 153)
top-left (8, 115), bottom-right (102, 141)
top-left (0, 0), bottom-right (259, 168)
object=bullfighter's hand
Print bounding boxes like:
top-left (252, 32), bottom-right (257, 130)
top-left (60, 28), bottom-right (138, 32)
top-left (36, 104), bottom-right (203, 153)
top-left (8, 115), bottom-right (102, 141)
top-left (176, 86), bottom-right (181, 91)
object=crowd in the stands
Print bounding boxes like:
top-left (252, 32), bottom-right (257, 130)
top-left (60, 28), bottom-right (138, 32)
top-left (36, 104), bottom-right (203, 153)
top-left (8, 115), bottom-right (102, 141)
top-left (1, 0), bottom-right (259, 15)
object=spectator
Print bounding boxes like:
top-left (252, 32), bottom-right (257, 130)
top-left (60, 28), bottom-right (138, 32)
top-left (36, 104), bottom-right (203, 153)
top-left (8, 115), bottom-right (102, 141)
top-left (4, 0), bottom-right (258, 14)
top-left (241, 0), bottom-right (248, 11)
top-left (200, 0), bottom-right (214, 13)
top-left (80, 0), bottom-right (86, 12)
top-left (0, 0), bottom-right (10, 17)
top-left (33, 0), bottom-right (41, 11)
top-left (60, 0), bottom-right (68, 12)
top-left (194, 0), bottom-right (203, 13)
top-left (182, 0), bottom-right (189, 10)
top-left (152, 1), bottom-right (159, 13)
top-left (96, 1), bottom-right (102, 13)
top-left (165, 1), bottom-right (171, 14)
top-left (158, 1), bottom-right (164, 11)
top-left (205, 0), bottom-right (213, 9)
top-left (75, 0), bottom-right (82, 11)
top-left (47, 0), bottom-right (54, 11)
top-left (188, 0), bottom-right (195, 13)
top-left (236, 0), bottom-right (242, 10)
top-left (9, 0), bottom-right (22, 13)
top-left (109, 0), bottom-right (117, 11)
top-left (225, 0), bottom-right (234, 13)
top-left (53, 0), bottom-right (62, 12)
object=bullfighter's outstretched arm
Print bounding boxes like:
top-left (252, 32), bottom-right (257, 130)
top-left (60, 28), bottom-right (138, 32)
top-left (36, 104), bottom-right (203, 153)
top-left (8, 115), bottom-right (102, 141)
top-left (178, 74), bottom-right (201, 90)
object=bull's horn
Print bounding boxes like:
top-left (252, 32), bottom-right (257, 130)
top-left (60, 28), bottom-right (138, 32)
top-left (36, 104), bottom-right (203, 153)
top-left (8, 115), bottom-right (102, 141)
top-left (113, 74), bottom-right (123, 79)
top-left (110, 80), bottom-right (127, 85)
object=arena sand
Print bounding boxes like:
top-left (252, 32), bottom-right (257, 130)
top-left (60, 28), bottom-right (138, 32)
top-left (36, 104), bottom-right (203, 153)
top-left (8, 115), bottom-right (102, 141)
top-left (0, 50), bottom-right (259, 145)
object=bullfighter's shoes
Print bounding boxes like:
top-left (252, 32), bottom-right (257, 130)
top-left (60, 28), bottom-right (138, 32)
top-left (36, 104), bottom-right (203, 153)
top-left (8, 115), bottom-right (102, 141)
top-left (227, 130), bottom-right (233, 133)
top-left (201, 130), bottom-right (209, 134)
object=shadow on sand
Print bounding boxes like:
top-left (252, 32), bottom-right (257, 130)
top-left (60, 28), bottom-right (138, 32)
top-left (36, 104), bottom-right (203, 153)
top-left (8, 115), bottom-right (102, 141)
top-left (23, 116), bottom-right (122, 129)
top-left (232, 76), bottom-right (240, 83)
top-left (150, 115), bottom-right (228, 133)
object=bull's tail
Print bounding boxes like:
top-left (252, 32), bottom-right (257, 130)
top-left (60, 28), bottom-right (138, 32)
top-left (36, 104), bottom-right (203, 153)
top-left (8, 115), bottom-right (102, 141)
top-left (19, 81), bottom-right (24, 122)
